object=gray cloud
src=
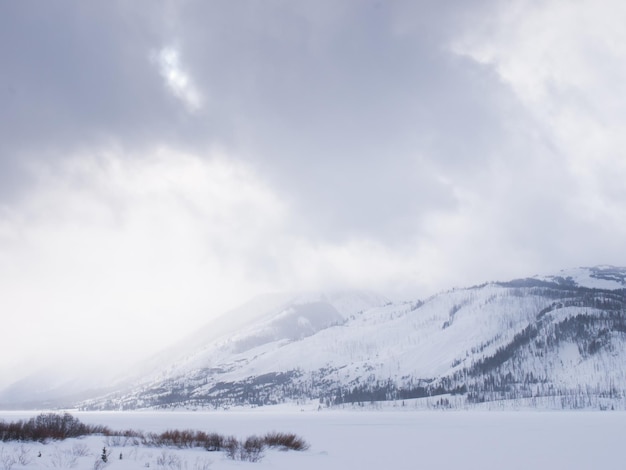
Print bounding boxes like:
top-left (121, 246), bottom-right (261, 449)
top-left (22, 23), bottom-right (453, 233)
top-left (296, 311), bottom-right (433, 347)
top-left (157, 0), bottom-right (519, 242)
top-left (3, 0), bottom-right (622, 284)
top-left (0, 0), bottom-right (515, 244)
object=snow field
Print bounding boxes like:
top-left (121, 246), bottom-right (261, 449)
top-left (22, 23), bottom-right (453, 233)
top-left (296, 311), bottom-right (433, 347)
top-left (1, 410), bottom-right (625, 469)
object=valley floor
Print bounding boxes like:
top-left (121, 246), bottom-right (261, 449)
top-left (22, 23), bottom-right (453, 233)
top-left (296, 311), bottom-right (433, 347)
top-left (0, 408), bottom-right (624, 469)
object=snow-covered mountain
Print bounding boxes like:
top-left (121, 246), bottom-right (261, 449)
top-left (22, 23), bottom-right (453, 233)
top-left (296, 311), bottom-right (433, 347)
top-left (77, 266), bottom-right (626, 411)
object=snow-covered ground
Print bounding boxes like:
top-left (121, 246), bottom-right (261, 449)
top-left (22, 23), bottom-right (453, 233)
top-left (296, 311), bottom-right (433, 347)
top-left (0, 409), bottom-right (624, 469)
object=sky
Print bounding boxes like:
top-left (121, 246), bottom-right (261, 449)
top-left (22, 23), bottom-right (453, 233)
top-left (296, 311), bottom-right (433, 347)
top-left (1, 0), bottom-right (626, 389)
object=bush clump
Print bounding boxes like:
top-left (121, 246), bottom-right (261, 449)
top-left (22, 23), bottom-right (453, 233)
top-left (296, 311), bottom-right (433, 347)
top-left (0, 413), bottom-right (110, 442)
top-left (0, 413), bottom-right (309, 462)
top-left (262, 431), bottom-right (310, 451)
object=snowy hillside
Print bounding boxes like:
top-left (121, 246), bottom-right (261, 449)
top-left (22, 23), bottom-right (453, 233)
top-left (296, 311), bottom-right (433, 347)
top-left (534, 265), bottom-right (626, 290)
top-left (75, 266), bottom-right (626, 411)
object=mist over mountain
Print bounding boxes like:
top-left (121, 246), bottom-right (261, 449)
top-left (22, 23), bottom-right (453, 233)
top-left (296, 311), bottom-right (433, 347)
top-left (56, 265), bottom-right (626, 411)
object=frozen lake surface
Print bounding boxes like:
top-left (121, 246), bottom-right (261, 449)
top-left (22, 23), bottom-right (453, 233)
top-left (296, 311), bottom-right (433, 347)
top-left (1, 409), bottom-right (624, 469)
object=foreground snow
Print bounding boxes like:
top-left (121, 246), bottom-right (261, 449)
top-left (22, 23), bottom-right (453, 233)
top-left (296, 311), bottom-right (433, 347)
top-left (1, 409), bottom-right (625, 469)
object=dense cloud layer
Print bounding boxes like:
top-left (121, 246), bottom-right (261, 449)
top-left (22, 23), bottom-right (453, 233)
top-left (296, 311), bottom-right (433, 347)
top-left (1, 0), bottom-right (625, 387)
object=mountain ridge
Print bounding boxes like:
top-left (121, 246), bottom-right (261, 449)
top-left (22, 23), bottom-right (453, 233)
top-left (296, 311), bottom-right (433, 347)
top-left (74, 265), bottom-right (626, 411)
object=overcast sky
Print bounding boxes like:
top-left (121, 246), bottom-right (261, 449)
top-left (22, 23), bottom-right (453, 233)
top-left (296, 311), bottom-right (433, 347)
top-left (2, 0), bottom-right (626, 388)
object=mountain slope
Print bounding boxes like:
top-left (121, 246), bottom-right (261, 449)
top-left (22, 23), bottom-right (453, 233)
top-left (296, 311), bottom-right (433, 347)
top-left (80, 266), bottom-right (626, 410)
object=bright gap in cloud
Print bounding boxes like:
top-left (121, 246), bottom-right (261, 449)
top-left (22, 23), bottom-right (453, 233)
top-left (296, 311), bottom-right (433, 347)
top-left (152, 46), bottom-right (203, 111)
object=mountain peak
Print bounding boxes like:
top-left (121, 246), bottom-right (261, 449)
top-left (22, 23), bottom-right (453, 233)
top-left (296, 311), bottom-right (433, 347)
top-left (536, 265), bottom-right (626, 290)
